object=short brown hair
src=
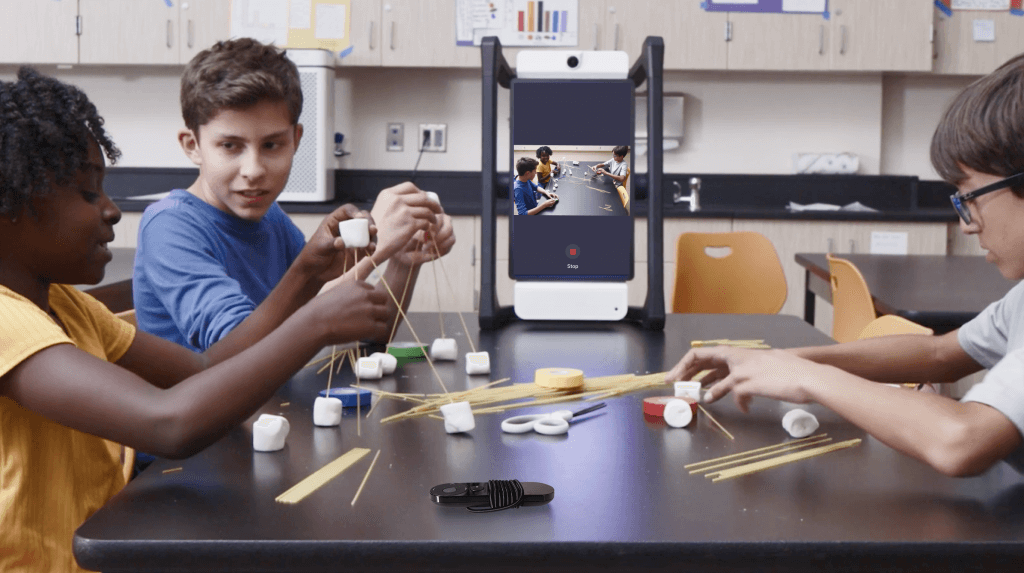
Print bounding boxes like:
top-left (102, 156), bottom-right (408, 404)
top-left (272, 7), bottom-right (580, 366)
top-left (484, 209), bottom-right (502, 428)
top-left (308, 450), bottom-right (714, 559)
top-left (931, 53), bottom-right (1024, 196)
top-left (180, 38), bottom-right (302, 136)
top-left (516, 156), bottom-right (539, 176)
top-left (613, 145), bottom-right (630, 157)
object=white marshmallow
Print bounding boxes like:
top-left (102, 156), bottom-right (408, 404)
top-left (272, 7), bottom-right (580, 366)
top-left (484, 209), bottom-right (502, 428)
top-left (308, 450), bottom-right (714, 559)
top-left (313, 396), bottom-right (343, 427)
top-left (253, 414), bottom-right (290, 452)
top-left (370, 351), bottom-right (397, 375)
top-left (338, 218), bottom-right (370, 248)
top-left (356, 356), bottom-right (384, 379)
top-left (663, 399), bottom-right (694, 428)
top-left (782, 408), bottom-right (819, 438)
top-left (425, 191), bottom-right (440, 205)
top-left (465, 351), bottom-right (491, 375)
top-left (440, 401), bottom-right (475, 433)
top-left (430, 338), bottom-right (458, 361)
top-left (674, 381), bottom-right (702, 402)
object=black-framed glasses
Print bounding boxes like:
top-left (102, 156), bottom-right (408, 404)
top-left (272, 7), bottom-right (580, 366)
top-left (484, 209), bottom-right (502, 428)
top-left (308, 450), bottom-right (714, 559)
top-left (950, 172), bottom-right (1024, 224)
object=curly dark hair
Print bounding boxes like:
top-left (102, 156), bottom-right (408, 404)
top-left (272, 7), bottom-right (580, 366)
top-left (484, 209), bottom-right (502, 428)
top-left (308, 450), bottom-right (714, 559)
top-left (0, 67), bottom-right (120, 217)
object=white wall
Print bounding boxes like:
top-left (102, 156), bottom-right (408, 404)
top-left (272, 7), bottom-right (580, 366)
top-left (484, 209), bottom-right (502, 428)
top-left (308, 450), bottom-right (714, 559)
top-left (1, 64), bottom-right (976, 179)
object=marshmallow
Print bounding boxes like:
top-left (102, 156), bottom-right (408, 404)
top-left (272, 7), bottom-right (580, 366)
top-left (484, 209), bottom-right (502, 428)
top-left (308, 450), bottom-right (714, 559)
top-left (356, 356), bottom-right (384, 379)
top-left (425, 191), bottom-right (440, 205)
top-left (338, 218), bottom-right (370, 248)
top-left (313, 396), bottom-right (343, 427)
top-left (674, 381), bottom-right (702, 403)
top-left (440, 401), bottom-right (475, 433)
top-left (430, 338), bottom-right (458, 361)
top-left (782, 408), bottom-right (819, 438)
top-left (253, 414), bottom-right (290, 452)
top-left (663, 399), bottom-right (694, 428)
top-left (465, 351), bottom-right (491, 375)
top-left (370, 351), bottom-right (397, 375)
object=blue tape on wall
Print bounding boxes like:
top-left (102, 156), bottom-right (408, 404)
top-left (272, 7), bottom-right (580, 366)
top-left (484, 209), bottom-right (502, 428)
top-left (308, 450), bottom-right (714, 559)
top-left (339, 45), bottom-right (354, 58)
top-left (935, 1), bottom-right (953, 17)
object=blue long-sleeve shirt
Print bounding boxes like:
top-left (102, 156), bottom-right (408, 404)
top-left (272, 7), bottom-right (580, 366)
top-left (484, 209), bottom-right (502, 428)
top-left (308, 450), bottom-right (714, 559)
top-left (513, 178), bottom-right (539, 215)
top-left (132, 189), bottom-right (306, 352)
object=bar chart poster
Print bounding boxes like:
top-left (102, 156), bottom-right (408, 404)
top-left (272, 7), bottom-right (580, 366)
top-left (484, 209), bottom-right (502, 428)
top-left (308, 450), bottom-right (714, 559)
top-left (457, 0), bottom-right (579, 46)
top-left (704, 0), bottom-right (828, 14)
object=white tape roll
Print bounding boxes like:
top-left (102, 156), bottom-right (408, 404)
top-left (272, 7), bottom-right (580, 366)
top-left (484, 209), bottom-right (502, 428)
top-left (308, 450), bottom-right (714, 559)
top-left (534, 367), bottom-right (585, 390)
top-left (338, 218), bottom-right (370, 248)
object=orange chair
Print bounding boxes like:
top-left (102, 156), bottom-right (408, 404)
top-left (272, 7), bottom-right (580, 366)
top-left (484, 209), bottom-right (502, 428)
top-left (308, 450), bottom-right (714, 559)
top-left (827, 254), bottom-right (876, 343)
top-left (857, 315), bottom-right (937, 392)
top-left (671, 231), bottom-right (787, 314)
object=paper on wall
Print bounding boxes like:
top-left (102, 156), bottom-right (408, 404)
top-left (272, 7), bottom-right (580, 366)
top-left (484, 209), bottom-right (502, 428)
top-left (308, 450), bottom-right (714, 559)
top-left (952, 0), bottom-right (1010, 9)
top-left (290, 0), bottom-right (312, 29)
top-left (973, 19), bottom-right (996, 42)
top-left (870, 232), bottom-right (909, 255)
top-left (783, 0), bottom-right (827, 12)
top-left (315, 3), bottom-right (346, 39)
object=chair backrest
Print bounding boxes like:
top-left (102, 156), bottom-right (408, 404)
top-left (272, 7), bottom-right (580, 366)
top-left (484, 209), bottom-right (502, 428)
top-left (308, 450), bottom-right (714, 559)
top-left (672, 231), bottom-right (787, 314)
top-left (827, 254), bottom-right (876, 343)
top-left (858, 314), bottom-right (933, 339)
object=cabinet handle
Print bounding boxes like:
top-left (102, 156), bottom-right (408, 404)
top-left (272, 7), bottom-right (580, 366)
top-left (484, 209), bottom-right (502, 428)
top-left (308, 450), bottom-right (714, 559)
top-left (613, 23), bottom-right (619, 51)
top-left (724, 21), bottom-right (732, 42)
top-left (849, 239), bottom-right (856, 253)
top-left (167, 20), bottom-right (173, 49)
top-left (187, 19), bottom-right (194, 49)
top-left (827, 238), bottom-right (834, 253)
top-left (818, 24), bottom-right (824, 55)
top-left (369, 21), bottom-right (375, 50)
top-left (593, 24), bottom-right (599, 50)
top-left (390, 21), bottom-right (395, 51)
top-left (840, 25), bottom-right (847, 55)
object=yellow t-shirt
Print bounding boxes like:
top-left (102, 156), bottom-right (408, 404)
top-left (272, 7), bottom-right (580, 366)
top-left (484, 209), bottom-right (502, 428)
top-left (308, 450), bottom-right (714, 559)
top-left (536, 160), bottom-right (553, 184)
top-left (0, 284), bottom-right (135, 573)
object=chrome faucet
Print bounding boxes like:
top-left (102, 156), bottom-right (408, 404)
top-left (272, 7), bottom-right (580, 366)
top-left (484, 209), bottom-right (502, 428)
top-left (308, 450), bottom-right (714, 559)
top-left (673, 177), bottom-right (701, 212)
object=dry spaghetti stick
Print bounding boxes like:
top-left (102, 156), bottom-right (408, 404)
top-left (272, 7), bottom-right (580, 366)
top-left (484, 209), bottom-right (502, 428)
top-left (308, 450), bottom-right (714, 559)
top-left (326, 345), bottom-right (336, 394)
top-left (690, 437), bottom-right (833, 474)
top-left (431, 260), bottom-right (446, 338)
top-left (351, 449), bottom-right (381, 506)
top-left (430, 239), bottom-right (477, 354)
top-left (697, 404), bottom-right (735, 440)
top-left (684, 434), bottom-right (829, 470)
top-left (367, 257), bottom-right (449, 396)
top-left (276, 448), bottom-right (370, 504)
top-left (162, 467), bottom-right (183, 474)
top-left (388, 268), bottom-right (414, 345)
top-left (709, 439), bottom-right (862, 482)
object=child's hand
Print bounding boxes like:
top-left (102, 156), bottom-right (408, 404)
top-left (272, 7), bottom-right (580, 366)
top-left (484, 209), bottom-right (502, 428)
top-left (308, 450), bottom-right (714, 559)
top-left (370, 183), bottom-right (442, 264)
top-left (300, 204), bottom-right (376, 283)
top-left (665, 347), bottom-right (823, 413)
top-left (392, 214), bottom-right (456, 267)
top-left (316, 280), bottom-right (391, 343)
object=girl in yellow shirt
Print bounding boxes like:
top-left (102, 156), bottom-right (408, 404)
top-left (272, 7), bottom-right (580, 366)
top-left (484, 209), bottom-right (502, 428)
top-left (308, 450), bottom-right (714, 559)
top-left (0, 68), bottom-right (399, 572)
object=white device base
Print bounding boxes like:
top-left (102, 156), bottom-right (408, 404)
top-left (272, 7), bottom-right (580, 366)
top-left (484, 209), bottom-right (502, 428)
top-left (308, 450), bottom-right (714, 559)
top-left (514, 282), bottom-right (628, 321)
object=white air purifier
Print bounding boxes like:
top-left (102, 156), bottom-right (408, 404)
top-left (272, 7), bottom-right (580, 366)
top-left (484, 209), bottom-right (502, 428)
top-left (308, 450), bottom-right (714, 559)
top-left (281, 49), bottom-right (335, 202)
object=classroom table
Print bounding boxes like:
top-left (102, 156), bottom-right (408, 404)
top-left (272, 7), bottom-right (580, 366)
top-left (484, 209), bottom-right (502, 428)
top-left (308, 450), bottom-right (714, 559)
top-left (795, 253), bottom-right (1018, 334)
top-left (532, 160), bottom-right (628, 216)
top-left (79, 247), bottom-right (135, 313)
top-left (74, 313), bottom-right (1024, 572)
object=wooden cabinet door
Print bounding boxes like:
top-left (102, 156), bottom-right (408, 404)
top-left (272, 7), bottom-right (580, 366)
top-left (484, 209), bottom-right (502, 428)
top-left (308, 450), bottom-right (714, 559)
top-left (382, 0), bottom-right (479, 68)
top-left (937, 9), bottom-right (1024, 76)
top-left (835, 222), bottom-right (947, 256)
top-left (0, 0), bottom-right (78, 65)
top-left (179, 0), bottom-right (232, 64)
top-left (500, 1), bottom-right (606, 72)
top-left (727, 13), bottom-right (829, 71)
top-left (408, 216), bottom-right (477, 312)
top-left (606, 0), bottom-right (727, 70)
top-left (830, 0), bottom-right (932, 72)
top-left (80, 0), bottom-right (179, 64)
top-left (339, 0), bottom-right (383, 66)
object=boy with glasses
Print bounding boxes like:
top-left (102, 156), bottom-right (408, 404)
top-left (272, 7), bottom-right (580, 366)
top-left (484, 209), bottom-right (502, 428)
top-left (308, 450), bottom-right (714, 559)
top-left (666, 54), bottom-right (1024, 478)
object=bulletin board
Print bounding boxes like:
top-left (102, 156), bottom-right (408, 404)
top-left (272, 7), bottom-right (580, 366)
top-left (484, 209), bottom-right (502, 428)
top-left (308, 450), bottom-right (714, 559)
top-left (230, 0), bottom-right (353, 56)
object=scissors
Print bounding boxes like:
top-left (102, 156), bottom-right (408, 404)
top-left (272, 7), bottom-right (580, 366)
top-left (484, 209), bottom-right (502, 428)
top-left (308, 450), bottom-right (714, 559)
top-left (501, 403), bottom-right (607, 436)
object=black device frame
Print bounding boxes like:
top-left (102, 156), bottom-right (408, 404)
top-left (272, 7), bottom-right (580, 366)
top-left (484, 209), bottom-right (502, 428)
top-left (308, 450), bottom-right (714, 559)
top-left (478, 36), bottom-right (666, 331)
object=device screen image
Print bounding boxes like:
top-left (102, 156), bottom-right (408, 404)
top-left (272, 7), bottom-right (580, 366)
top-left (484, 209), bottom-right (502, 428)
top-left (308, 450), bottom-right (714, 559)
top-left (510, 80), bottom-right (634, 280)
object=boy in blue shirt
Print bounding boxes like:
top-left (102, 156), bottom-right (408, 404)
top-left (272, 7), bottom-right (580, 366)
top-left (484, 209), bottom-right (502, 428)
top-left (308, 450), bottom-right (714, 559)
top-left (134, 39), bottom-right (454, 352)
top-left (513, 157), bottom-right (557, 216)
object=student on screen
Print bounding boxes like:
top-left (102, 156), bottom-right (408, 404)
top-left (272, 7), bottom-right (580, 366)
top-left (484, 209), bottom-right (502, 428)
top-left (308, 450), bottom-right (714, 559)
top-left (513, 157), bottom-right (558, 215)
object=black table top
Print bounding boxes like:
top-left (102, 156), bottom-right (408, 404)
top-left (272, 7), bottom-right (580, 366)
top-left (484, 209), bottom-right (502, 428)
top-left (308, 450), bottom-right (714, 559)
top-left (533, 160), bottom-right (628, 217)
top-left (796, 253), bottom-right (1018, 330)
top-left (74, 313), bottom-right (1024, 572)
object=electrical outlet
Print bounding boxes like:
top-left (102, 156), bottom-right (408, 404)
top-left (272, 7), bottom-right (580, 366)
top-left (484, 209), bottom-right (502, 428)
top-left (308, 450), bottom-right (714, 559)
top-left (418, 123), bottom-right (447, 152)
top-left (387, 123), bottom-right (404, 152)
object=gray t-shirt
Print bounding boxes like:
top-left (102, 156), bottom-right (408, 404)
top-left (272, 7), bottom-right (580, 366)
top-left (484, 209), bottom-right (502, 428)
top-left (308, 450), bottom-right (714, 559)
top-left (598, 158), bottom-right (629, 179)
top-left (958, 279), bottom-right (1024, 471)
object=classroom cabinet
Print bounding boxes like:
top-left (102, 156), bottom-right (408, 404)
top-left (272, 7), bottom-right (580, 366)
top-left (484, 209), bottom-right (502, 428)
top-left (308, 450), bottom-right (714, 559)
top-left (340, 0), bottom-right (383, 66)
top-left (933, 8), bottom-right (1024, 75)
top-left (79, 0), bottom-right (229, 65)
top-left (727, 1), bottom-right (933, 72)
top-left (380, 0), bottom-right (479, 68)
top-left (0, 0), bottom-right (79, 65)
top-left (604, 0), bottom-right (727, 70)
